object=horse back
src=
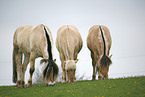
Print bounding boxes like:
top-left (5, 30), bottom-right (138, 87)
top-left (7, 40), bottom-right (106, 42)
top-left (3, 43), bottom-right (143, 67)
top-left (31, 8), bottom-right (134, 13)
top-left (56, 25), bottom-right (83, 60)
top-left (13, 25), bottom-right (51, 58)
top-left (87, 25), bottom-right (112, 56)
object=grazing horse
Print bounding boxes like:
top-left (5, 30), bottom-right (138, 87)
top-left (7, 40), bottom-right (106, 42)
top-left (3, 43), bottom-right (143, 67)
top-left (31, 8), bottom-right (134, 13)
top-left (13, 24), bottom-right (59, 88)
top-left (56, 25), bottom-right (83, 83)
top-left (87, 25), bottom-right (112, 80)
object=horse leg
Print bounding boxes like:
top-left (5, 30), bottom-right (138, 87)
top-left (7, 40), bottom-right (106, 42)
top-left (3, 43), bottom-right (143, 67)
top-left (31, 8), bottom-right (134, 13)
top-left (60, 54), bottom-right (66, 83)
top-left (21, 54), bottom-right (30, 88)
top-left (15, 49), bottom-right (22, 88)
top-left (97, 66), bottom-right (102, 80)
top-left (73, 52), bottom-right (78, 82)
top-left (28, 53), bottom-right (35, 87)
top-left (91, 52), bottom-right (96, 80)
top-left (97, 62), bottom-right (102, 80)
top-left (61, 63), bottom-right (66, 83)
top-left (92, 63), bottom-right (96, 80)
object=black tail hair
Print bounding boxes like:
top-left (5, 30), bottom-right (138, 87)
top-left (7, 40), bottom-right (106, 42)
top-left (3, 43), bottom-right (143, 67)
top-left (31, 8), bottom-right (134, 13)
top-left (41, 59), bottom-right (59, 80)
top-left (43, 25), bottom-right (53, 60)
top-left (41, 25), bottom-right (58, 81)
top-left (99, 26), bottom-right (112, 66)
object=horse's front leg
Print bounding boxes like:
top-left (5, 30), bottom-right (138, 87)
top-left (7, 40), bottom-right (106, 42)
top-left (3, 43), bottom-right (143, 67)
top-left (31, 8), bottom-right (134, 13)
top-left (28, 53), bottom-right (36, 87)
top-left (97, 66), bottom-right (102, 80)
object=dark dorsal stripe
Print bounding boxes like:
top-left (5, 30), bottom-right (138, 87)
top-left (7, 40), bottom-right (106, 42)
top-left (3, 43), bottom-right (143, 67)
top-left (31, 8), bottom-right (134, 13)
top-left (99, 26), bottom-right (106, 56)
top-left (43, 25), bottom-right (53, 60)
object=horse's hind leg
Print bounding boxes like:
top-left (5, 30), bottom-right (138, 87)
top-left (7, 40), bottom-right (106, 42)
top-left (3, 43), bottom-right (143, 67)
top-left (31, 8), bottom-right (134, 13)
top-left (60, 54), bottom-right (66, 83)
top-left (92, 62), bottom-right (96, 80)
top-left (91, 51), bottom-right (97, 80)
top-left (28, 52), bottom-right (36, 87)
top-left (21, 54), bottom-right (30, 87)
top-left (61, 62), bottom-right (66, 83)
top-left (15, 48), bottom-right (23, 88)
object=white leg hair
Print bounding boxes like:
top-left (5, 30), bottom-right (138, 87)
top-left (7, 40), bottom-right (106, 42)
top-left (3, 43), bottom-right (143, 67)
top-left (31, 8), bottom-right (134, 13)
top-left (21, 54), bottom-right (30, 81)
top-left (48, 81), bottom-right (56, 86)
top-left (28, 52), bottom-right (36, 87)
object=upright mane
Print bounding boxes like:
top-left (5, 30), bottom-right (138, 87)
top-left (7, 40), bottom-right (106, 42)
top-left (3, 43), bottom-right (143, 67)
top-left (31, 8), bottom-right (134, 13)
top-left (43, 25), bottom-right (53, 60)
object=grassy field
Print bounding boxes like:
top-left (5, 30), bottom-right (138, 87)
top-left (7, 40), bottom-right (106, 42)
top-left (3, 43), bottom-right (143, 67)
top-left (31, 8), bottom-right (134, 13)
top-left (0, 76), bottom-right (145, 97)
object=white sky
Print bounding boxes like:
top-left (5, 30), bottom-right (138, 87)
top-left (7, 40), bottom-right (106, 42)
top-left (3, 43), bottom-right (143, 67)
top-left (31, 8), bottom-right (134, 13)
top-left (0, 0), bottom-right (145, 85)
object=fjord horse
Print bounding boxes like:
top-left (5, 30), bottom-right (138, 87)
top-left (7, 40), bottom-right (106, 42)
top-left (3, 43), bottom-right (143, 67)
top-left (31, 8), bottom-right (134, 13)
top-left (13, 24), bottom-right (58, 87)
top-left (56, 25), bottom-right (83, 83)
top-left (87, 25), bottom-right (112, 80)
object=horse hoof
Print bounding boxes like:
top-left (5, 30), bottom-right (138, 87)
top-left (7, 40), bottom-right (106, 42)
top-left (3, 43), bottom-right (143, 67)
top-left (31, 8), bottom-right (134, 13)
top-left (48, 81), bottom-right (56, 86)
top-left (17, 80), bottom-right (23, 88)
top-left (18, 85), bottom-right (25, 88)
top-left (21, 81), bottom-right (25, 88)
top-left (68, 80), bottom-right (76, 83)
top-left (27, 83), bottom-right (32, 87)
top-left (27, 80), bottom-right (32, 87)
top-left (62, 80), bottom-right (66, 83)
top-left (98, 76), bottom-right (102, 80)
top-left (17, 85), bottom-right (22, 88)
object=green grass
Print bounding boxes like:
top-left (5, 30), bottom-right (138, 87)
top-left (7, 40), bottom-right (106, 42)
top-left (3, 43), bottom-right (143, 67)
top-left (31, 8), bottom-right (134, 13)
top-left (0, 76), bottom-right (145, 97)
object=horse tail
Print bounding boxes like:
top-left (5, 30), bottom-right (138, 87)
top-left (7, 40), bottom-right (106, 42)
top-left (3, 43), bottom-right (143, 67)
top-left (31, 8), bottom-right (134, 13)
top-left (41, 25), bottom-right (58, 81)
top-left (12, 45), bottom-right (17, 83)
top-left (41, 59), bottom-right (59, 81)
top-left (99, 26), bottom-right (112, 66)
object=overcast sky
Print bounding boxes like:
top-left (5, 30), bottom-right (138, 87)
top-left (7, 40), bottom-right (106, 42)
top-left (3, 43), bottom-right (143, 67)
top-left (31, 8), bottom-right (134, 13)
top-left (0, 0), bottom-right (145, 86)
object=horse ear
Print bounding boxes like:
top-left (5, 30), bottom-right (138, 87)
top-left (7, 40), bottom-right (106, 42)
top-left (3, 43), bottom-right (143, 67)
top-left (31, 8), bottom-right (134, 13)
top-left (40, 59), bottom-right (48, 64)
top-left (109, 54), bottom-right (112, 58)
top-left (54, 59), bottom-right (56, 62)
top-left (75, 59), bottom-right (79, 63)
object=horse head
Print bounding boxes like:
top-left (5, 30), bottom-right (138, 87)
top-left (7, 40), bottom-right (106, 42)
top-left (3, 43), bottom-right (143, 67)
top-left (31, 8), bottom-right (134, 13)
top-left (99, 65), bottom-right (109, 79)
top-left (99, 54), bottom-right (112, 80)
top-left (65, 59), bottom-right (78, 82)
